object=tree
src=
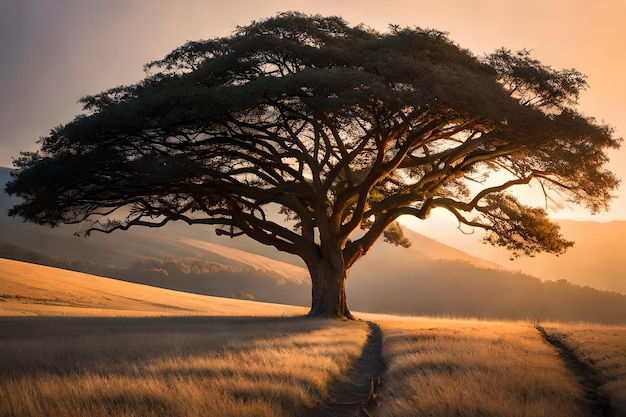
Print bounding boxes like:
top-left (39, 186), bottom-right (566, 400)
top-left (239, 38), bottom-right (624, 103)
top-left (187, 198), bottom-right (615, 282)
top-left (6, 13), bottom-right (621, 318)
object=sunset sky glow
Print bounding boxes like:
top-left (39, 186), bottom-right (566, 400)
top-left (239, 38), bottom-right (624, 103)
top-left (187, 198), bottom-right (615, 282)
top-left (1, 0), bottom-right (624, 224)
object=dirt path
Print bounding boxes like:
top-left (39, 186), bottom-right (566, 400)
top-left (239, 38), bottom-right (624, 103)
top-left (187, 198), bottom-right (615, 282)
top-left (306, 321), bottom-right (386, 417)
top-left (534, 323), bottom-right (613, 417)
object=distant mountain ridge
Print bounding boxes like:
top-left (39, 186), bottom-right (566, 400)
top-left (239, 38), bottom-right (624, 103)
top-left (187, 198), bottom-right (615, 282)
top-left (430, 215), bottom-right (626, 294)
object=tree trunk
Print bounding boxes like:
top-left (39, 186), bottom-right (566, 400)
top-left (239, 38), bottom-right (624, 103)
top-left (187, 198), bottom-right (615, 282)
top-left (307, 255), bottom-right (353, 319)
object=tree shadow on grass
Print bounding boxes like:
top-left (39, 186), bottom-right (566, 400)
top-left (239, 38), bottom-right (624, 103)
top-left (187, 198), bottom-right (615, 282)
top-left (0, 315), bottom-right (371, 417)
top-left (0, 315), bottom-right (329, 376)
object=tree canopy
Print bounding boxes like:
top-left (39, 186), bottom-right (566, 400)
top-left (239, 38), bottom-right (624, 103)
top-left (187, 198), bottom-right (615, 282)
top-left (7, 13), bottom-right (621, 318)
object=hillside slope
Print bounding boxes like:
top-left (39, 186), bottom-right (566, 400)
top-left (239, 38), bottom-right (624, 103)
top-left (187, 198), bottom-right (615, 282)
top-left (424, 218), bottom-right (626, 294)
top-left (508, 220), bottom-right (626, 294)
top-left (0, 258), bottom-right (306, 316)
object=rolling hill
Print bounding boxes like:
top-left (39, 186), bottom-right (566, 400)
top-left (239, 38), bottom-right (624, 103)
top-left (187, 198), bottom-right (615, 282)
top-left (0, 258), bottom-right (306, 316)
top-left (425, 218), bottom-right (626, 294)
top-left (504, 219), bottom-right (626, 294)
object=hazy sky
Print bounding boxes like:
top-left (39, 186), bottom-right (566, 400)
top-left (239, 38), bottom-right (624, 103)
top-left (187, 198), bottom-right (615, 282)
top-left (1, 0), bottom-right (624, 224)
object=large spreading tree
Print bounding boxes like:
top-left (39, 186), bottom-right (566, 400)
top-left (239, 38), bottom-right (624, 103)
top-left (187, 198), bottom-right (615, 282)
top-left (7, 13), bottom-right (620, 318)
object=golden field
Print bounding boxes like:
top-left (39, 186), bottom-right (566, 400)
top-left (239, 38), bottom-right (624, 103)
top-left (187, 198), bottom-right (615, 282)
top-left (371, 316), bottom-right (582, 416)
top-left (0, 258), bottom-right (307, 317)
top-left (1, 258), bottom-right (625, 416)
top-left (542, 322), bottom-right (626, 414)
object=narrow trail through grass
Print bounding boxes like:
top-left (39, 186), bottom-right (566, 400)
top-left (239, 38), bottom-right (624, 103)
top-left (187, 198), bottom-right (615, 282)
top-left (535, 323), bottom-right (613, 417)
top-left (306, 321), bottom-right (385, 417)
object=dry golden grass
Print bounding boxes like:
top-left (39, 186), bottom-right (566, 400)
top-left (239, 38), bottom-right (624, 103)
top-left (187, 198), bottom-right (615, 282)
top-left (0, 316), bottom-right (369, 417)
top-left (3, 259), bottom-right (625, 416)
top-left (0, 259), bottom-right (370, 416)
top-left (370, 316), bottom-right (585, 417)
top-left (542, 322), bottom-right (626, 415)
top-left (0, 258), bottom-right (307, 317)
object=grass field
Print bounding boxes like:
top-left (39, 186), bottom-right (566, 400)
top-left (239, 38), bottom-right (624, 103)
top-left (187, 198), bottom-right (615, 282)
top-left (542, 322), bottom-right (626, 415)
top-left (1, 258), bottom-right (625, 416)
top-left (0, 316), bottom-right (368, 417)
top-left (0, 258), bottom-right (307, 317)
top-left (369, 316), bottom-right (584, 417)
